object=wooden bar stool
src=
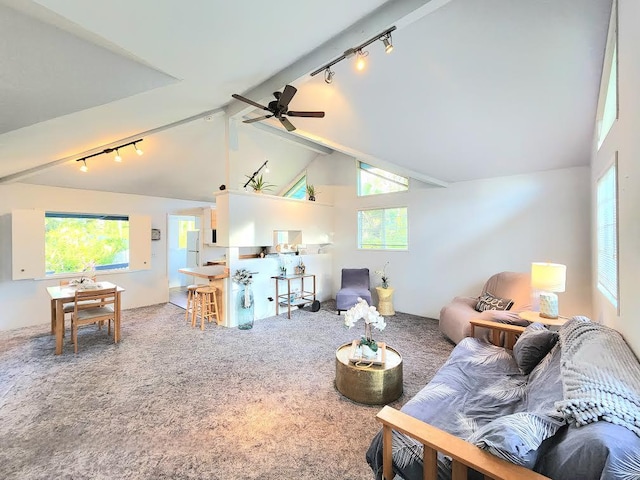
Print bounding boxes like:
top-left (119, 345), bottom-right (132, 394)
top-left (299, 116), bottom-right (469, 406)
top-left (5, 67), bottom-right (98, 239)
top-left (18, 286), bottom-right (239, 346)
top-left (184, 284), bottom-right (200, 324)
top-left (193, 286), bottom-right (220, 330)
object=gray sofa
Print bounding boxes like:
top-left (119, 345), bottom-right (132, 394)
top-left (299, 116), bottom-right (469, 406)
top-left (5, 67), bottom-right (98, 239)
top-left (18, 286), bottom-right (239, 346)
top-left (439, 271), bottom-right (532, 344)
top-left (367, 317), bottom-right (640, 480)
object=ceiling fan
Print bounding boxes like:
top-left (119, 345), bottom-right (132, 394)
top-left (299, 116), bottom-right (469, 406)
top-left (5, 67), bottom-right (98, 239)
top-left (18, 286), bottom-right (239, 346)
top-left (232, 85), bottom-right (325, 132)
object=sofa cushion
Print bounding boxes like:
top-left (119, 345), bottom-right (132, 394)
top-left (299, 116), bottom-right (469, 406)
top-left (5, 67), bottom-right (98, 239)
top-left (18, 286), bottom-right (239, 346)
top-left (467, 412), bottom-right (565, 468)
top-left (513, 322), bottom-right (558, 374)
top-left (475, 291), bottom-right (514, 312)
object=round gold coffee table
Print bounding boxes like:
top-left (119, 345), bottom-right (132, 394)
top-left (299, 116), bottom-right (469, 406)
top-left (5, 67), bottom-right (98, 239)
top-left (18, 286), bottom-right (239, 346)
top-left (335, 343), bottom-right (403, 405)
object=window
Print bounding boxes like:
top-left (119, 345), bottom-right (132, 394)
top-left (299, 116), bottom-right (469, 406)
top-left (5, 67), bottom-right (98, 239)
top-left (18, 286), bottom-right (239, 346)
top-left (596, 160), bottom-right (618, 308)
top-left (284, 175), bottom-right (307, 199)
top-left (597, 1), bottom-right (618, 150)
top-left (358, 162), bottom-right (408, 196)
top-left (45, 213), bottom-right (130, 274)
top-left (358, 207), bottom-right (408, 250)
top-left (177, 219), bottom-right (195, 249)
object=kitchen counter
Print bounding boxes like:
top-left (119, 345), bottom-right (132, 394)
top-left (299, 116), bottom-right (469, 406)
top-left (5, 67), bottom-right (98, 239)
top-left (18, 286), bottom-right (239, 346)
top-left (178, 265), bottom-right (229, 280)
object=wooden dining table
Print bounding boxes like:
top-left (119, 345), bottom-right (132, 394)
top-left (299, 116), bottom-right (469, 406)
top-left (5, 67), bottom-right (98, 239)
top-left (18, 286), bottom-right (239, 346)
top-left (47, 281), bottom-right (125, 355)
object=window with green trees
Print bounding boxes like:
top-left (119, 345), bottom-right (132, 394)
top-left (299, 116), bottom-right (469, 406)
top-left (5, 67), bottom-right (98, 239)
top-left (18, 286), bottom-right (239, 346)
top-left (358, 207), bottom-right (408, 250)
top-left (45, 213), bottom-right (130, 274)
top-left (358, 162), bottom-right (408, 196)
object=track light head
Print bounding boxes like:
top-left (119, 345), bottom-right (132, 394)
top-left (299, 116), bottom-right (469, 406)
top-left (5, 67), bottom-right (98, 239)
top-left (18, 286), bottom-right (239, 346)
top-left (80, 159), bottom-right (88, 172)
top-left (355, 50), bottom-right (367, 71)
top-left (114, 148), bottom-right (122, 162)
top-left (382, 34), bottom-right (393, 54)
top-left (324, 67), bottom-right (335, 84)
top-left (133, 141), bottom-right (143, 156)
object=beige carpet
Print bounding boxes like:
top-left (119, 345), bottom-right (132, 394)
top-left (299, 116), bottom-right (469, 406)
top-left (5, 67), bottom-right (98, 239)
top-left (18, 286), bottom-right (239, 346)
top-left (0, 301), bottom-right (453, 480)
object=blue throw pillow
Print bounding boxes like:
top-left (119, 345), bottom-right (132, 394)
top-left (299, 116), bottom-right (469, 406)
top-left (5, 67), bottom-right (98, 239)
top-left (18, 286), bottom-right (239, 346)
top-left (467, 412), bottom-right (564, 468)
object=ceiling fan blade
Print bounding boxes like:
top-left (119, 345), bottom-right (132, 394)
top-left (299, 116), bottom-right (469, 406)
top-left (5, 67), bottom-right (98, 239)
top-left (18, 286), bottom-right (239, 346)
top-left (243, 115), bottom-right (273, 124)
top-left (232, 93), bottom-right (269, 110)
top-left (279, 117), bottom-right (296, 132)
top-left (287, 111), bottom-right (325, 118)
top-left (277, 85), bottom-right (297, 109)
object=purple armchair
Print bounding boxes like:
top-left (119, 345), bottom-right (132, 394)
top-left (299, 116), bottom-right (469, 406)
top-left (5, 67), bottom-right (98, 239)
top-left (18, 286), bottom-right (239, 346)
top-left (336, 268), bottom-right (372, 314)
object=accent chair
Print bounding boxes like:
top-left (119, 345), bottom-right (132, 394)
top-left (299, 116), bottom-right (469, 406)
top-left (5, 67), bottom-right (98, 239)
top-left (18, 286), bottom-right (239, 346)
top-left (336, 268), bottom-right (372, 314)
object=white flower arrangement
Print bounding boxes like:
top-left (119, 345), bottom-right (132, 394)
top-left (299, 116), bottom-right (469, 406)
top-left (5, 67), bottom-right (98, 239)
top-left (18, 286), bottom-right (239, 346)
top-left (375, 261), bottom-right (390, 288)
top-left (344, 297), bottom-right (387, 351)
top-left (232, 268), bottom-right (253, 285)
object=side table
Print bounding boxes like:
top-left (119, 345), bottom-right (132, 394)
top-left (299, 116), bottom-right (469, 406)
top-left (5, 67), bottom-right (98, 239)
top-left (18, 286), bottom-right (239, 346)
top-left (335, 342), bottom-right (403, 405)
top-left (375, 286), bottom-right (395, 315)
top-left (519, 310), bottom-right (568, 329)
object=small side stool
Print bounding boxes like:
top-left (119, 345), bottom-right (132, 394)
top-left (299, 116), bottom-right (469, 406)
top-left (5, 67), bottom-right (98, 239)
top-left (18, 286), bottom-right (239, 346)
top-left (193, 286), bottom-right (220, 330)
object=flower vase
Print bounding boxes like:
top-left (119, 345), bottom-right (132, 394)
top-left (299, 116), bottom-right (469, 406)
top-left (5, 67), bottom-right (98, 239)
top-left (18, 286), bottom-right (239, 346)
top-left (237, 285), bottom-right (254, 330)
top-left (361, 344), bottom-right (377, 359)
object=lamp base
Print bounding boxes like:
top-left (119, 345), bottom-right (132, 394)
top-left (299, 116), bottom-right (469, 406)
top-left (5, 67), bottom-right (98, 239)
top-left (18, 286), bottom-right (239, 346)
top-left (539, 292), bottom-right (559, 319)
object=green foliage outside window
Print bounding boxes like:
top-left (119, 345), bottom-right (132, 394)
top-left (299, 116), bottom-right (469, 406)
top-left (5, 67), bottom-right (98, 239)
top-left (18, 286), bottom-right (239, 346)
top-left (358, 162), bottom-right (408, 196)
top-left (358, 207), bottom-right (408, 250)
top-left (45, 215), bottom-right (129, 274)
top-left (178, 220), bottom-right (196, 249)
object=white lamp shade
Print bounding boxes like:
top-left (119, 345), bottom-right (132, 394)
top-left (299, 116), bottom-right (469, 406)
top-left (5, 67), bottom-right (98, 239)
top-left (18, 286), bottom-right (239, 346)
top-left (531, 262), bottom-right (566, 293)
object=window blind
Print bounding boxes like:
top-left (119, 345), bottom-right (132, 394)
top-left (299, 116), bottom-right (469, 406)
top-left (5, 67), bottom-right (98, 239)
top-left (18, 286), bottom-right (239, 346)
top-left (596, 162), bottom-right (618, 307)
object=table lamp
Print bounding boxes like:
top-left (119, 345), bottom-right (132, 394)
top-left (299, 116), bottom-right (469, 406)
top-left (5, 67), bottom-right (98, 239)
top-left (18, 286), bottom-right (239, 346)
top-left (531, 262), bottom-right (566, 319)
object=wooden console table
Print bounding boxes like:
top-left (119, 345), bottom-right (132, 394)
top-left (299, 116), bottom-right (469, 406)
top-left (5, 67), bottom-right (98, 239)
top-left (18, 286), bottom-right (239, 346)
top-left (272, 273), bottom-right (316, 319)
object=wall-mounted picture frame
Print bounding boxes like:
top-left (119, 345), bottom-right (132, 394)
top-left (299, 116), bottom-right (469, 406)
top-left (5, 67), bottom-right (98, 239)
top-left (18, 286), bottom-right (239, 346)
top-left (151, 228), bottom-right (161, 241)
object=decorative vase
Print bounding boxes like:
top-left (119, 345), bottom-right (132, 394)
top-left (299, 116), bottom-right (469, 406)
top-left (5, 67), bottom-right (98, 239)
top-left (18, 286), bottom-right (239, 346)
top-left (308, 195), bottom-right (315, 201)
top-left (376, 286), bottom-right (395, 316)
top-left (361, 344), bottom-right (377, 359)
top-left (237, 285), bottom-right (254, 330)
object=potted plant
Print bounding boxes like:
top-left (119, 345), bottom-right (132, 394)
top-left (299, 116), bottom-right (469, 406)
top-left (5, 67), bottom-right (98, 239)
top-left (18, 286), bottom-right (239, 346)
top-left (344, 297), bottom-right (387, 359)
top-left (306, 184), bottom-right (317, 201)
top-left (246, 174), bottom-right (275, 193)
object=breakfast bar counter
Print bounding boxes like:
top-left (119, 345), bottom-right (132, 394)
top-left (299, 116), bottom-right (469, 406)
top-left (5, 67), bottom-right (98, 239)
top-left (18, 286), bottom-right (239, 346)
top-left (179, 266), bottom-right (229, 325)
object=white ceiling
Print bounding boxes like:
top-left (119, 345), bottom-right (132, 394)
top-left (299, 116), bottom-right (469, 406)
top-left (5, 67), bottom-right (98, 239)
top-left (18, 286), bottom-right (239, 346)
top-left (0, 0), bottom-right (612, 201)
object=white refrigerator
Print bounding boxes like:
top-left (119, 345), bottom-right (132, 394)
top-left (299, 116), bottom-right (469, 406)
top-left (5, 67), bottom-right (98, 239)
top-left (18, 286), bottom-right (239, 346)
top-left (186, 230), bottom-right (200, 268)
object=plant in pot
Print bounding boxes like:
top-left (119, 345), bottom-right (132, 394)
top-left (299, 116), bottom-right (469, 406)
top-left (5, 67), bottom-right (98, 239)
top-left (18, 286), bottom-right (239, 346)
top-left (344, 297), bottom-right (387, 359)
top-left (246, 174), bottom-right (275, 193)
top-left (306, 184), bottom-right (317, 201)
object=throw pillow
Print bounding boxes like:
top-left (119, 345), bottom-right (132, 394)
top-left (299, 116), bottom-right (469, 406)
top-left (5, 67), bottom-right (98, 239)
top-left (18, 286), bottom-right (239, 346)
top-left (467, 412), bottom-right (564, 468)
top-left (475, 291), bottom-right (514, 312)
top-left (513, 322), bottom-right (558, 374)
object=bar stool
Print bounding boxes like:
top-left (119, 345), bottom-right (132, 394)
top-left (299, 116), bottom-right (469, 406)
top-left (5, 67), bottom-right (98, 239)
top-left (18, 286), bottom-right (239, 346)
top-left (193, 286), bottom-right (220, 330)
top-left (184, 284), bottom-right (200, 324)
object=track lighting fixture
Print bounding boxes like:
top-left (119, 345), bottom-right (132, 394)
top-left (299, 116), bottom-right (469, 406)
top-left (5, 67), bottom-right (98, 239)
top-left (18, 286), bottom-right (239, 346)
top-left (381, 33), bottom-right (393, 54)
top-left (324, 67), bottom-right (335, 84)
top-left (355, 49), bottom-right (368, 71)
top-left (310, 26), bottom-right (396, 80)
top-left (76, 139), bottom-right (143, 172)
top-left (243, 160), bottom-right (269, 190)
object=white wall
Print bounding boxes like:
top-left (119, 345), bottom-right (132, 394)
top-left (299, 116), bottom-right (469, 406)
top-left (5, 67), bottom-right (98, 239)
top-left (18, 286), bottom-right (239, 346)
top-left (591, 0), bottom-right (640, 355)
top-left (331, 164), bottom-right (592, 320)
top-left (0, 183), bottom-right (212, 330)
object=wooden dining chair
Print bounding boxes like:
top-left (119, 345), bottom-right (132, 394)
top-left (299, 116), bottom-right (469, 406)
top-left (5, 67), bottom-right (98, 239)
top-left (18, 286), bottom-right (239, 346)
top-left (71, 287), bottom-right (117, 353)
top-left (58, 277), bottom-right (100, 335)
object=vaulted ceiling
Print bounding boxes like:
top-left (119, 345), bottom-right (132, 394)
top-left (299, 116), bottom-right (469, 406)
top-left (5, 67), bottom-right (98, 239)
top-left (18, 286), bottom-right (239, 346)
top-left (0, 0), bottom-right (612, 201)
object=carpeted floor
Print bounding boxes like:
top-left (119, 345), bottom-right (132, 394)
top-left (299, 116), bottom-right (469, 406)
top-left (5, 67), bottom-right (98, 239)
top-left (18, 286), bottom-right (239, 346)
top-left (0, 300), bottom-right (454, 480)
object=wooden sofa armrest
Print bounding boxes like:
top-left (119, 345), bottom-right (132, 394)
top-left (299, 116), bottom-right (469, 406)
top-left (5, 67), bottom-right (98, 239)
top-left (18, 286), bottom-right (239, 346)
top-left (376, 406), bottom-right (550, 480)
top-left (470, 318), bottom-right (527, 349)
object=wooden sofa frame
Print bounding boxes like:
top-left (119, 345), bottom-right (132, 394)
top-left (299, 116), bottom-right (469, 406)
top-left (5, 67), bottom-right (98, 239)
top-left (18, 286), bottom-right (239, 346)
top-left (376, 319), bottom-right (551, 480)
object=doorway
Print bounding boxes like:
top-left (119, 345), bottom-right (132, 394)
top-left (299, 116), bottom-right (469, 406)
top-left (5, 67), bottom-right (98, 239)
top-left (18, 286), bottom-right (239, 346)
top-left (168, 214), bottom-right (200, 308)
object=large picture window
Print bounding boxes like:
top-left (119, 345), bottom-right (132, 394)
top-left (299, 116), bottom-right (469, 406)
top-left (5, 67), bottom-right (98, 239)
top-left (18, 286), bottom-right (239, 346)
top-left (358, 162), bottom-right (408, 196)
top-left (45, 213), bottom-right (130, 274)
top-left (596, 159), bottom-right (618, 308)
top-left (358, 207), bottom-right (408, 250)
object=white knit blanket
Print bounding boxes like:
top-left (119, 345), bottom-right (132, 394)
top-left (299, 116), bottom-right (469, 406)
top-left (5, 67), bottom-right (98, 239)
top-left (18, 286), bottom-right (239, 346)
top-left (555, 317), bottom-right (640, 437)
